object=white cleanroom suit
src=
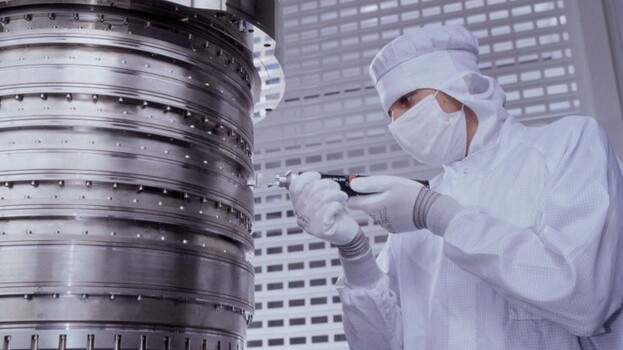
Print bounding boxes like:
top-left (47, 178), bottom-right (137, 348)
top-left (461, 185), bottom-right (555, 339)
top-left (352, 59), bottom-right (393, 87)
top-left (338, 114), bottom-right (623, 349)
top-left (288, 25), bottom-right (623, 350)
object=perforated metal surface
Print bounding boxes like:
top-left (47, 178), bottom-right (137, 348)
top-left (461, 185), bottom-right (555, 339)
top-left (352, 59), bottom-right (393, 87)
top-left (0, 0), bottom-right (282, 349)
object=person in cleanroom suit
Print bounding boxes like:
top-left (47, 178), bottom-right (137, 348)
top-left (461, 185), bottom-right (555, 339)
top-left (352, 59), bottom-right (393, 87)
top-left (287, 25), bottom-right (623, 349)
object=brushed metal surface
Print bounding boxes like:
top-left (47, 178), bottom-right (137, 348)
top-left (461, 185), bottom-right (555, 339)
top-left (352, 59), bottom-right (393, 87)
top-left (0, 0), bottom-right (285, 120)
top-left (0, 0), bottom-right (279, 348)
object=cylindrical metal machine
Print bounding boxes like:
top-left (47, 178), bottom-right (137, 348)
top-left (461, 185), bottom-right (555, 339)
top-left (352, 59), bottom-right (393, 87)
top-left (0, 1), bottom-right (283, 349)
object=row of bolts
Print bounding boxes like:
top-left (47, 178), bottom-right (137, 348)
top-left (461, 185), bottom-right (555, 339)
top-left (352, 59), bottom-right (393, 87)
top-left (9, 93), bottom-right (252, 154)
top-left (1, 11), bottom-right (253, 83)
top-left (7, 329), bottom-right (241, 350)
top-left (0, 180), bottom-right (253, 230)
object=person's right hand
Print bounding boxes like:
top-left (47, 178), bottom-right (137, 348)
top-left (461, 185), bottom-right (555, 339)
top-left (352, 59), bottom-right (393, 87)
top-left (289, 172), bottom-right (360, 245)
top-left (347, 175), bottom-right (425, 233)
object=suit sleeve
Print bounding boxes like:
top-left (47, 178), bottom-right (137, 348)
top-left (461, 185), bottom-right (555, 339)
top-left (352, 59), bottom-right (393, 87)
top-left (442, 120), bottom-right (623, 336)
top-left (335, 240), bottom-right (403, 350)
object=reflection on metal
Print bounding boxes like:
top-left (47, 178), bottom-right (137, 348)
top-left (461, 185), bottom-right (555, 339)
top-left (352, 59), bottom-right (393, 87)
top-left (0, 0), bottom-right (282, 349)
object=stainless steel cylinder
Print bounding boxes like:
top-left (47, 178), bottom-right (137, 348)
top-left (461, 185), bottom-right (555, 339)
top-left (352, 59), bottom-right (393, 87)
top-left (0, 1), bottom-right (282, 349)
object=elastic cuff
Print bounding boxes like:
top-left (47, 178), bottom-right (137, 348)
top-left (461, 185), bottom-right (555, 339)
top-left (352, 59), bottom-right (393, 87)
top-left (426, 194), bottom-right (462, 236)
top-left (337, 229), bottom-right (368, 259)
top-left (412, 187), bottom-right (441, 229)
top-left (339, 248), bottom-right (384, 287)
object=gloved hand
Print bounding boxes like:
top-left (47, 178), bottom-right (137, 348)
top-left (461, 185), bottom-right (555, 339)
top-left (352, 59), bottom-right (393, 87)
top-left (289, 172), bottom-right (360, 245)
top-left (348, 175), bottom-right (431, 233)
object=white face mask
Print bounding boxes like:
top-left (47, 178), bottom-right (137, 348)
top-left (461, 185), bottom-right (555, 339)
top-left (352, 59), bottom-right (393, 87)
top-left (388, 91), bottom-right (467, 165)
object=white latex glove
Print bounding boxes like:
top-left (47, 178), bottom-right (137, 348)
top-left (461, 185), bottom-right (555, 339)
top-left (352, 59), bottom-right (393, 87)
top-left (348, 175), bottom-right (425, 233)
top-left (289, 172), bottom-right (360, 245)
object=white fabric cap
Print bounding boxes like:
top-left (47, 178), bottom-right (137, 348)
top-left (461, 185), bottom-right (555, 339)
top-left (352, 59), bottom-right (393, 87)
top-left (369, 25), bottom-right (509, 155)
top-left (370, 25), bottom-right (479, 113)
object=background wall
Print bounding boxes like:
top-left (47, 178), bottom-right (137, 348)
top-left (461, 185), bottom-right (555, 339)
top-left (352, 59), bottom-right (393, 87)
top-left (565, 0), bottom-right (623, 155)
top-left (602, 0), bottom-right (623, 155)
top-left (248, 0), bottom-right (623, 349)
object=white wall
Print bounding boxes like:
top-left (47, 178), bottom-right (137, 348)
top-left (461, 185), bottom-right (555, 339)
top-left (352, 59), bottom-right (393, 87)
top-left (602, 0), bottom-right (623, 157)
top-left (566, 0), bottom-right (623, 157)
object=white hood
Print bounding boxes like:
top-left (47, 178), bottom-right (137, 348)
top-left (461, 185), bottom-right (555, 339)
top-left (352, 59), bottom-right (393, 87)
top-left (369, 25), bottom-right (508, 154)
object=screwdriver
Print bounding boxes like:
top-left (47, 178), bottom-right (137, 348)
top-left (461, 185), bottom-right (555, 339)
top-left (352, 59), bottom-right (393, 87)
top-left (274, 170), bottom-right (429, 196)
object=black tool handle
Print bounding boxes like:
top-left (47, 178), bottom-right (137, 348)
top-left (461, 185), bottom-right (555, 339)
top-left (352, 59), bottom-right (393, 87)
top-left (319, 173), bottom-right (429, 197)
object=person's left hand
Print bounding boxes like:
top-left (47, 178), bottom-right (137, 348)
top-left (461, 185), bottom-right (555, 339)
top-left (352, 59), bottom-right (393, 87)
top-left (347, 175), bottom-right (425, 233)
